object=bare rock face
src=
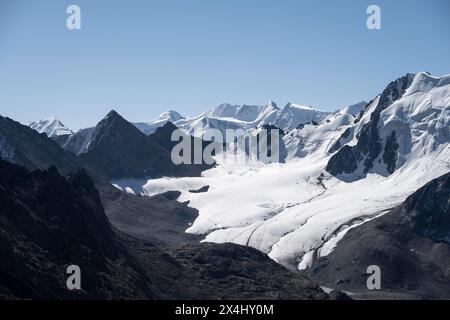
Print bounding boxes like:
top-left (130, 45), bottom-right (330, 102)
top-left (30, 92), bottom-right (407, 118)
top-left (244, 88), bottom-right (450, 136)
top-left (325, 145), bottom-right (358, 175)
top-left (326, 74), bottom-right (413, 177)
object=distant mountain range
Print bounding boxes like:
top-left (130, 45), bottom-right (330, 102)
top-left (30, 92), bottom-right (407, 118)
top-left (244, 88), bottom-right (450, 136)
top-left (31, 100), bottom-right (358, 145)
top-left (28, 99), bottom-right (363, 171)
top-left (132, 101), bottom-right (339, 137)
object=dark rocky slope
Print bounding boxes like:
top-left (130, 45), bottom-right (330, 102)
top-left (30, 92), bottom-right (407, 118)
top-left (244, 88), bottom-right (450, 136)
top-left (0, 160), bottom-right (327, 300)
top-left (0, 160), bottom-right (157, 299)
top-left (309, 171), bottom-right (450, 299)
top-left (0, 115), bottom-right (83, 175)
top-left (166, 243), bottom-right (327, 299)
top-left (100, 185), bottom-right (201, 245)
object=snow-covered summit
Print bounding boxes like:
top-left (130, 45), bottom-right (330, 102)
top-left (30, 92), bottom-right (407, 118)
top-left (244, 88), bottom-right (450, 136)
top-left (273, 103), bottom-right (330, 131)
top-left (133, 110), bottom-right (185, 135)
top-left (204, 102), bottom-right (279, 122)
top-left (29, 117), bottom-right (73, 137)
top-left (157, 110), bottom-right (184, 122)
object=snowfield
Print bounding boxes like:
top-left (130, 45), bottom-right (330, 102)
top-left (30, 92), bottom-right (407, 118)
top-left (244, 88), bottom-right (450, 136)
top-left (113, 72), bottom-right (450, 271)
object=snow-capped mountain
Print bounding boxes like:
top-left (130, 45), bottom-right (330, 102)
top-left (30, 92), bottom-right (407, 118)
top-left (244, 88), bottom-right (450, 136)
top-left (29, 117), bottom-right (73, 137)
top-left (113, 72), bottom-right (450, 273)
top-left (273, 103), bottom-right (331, 131)
top-left (327, 72), bottom-right (450, 178)
top-left (134, 101), bottom-right (331, 141)
top-left (171, 102), bottom-right (281, 139)
top-left (43, 101), bottom-right (332, 155)
top-left (133, 110), bottom-right (184, 135)
top-left (283, 110), bottom-right (356, 160)
top-left (206, 101), bottom-right (279, 122)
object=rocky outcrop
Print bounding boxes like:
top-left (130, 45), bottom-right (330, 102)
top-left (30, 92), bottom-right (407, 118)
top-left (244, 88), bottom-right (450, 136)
top-left (326, 74), bottom-right (414, 176)
top-left (326, 145), bottom-right (358, 175)
top-left (382, 131), bottom-right (400, 174)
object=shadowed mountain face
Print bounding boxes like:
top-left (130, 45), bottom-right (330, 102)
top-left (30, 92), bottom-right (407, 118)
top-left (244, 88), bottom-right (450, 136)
top-left (0, 115), bottom-right (83, 175)
top-left (309, 171), bottom-right (450, 299)
top-left (0, 160), bottom-right (156, 299)
top-left (80, 110), bottom-right (211, 180)
top-left (0, 160), bottom-right (327, 300)
top-left (402, 172), bottom-right (450, 242)
top-left (60, 127), bottom-right (96, 156)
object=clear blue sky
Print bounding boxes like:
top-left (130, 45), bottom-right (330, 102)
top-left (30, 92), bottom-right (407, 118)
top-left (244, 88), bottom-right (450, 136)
top-left (0, 0), bottom-right (449, 130)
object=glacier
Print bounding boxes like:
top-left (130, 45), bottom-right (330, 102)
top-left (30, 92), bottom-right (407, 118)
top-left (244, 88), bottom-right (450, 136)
top-left (113, 72), bottom-right (450, 271)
